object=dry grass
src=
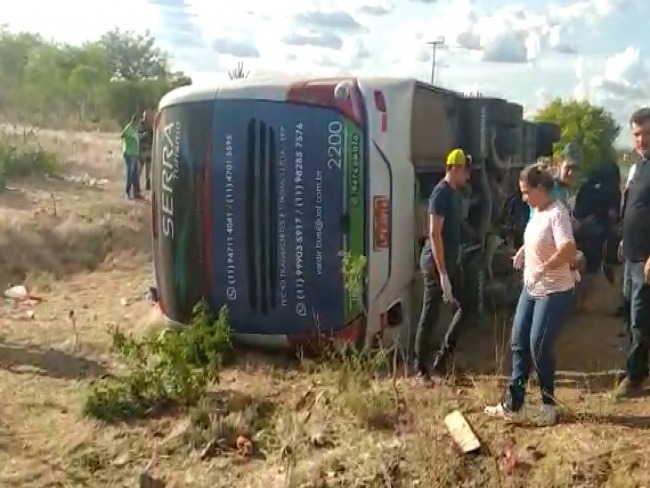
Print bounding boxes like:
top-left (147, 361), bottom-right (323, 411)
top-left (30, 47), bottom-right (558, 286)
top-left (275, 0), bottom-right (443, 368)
top-left (1, 128), bottom-right (649, 488)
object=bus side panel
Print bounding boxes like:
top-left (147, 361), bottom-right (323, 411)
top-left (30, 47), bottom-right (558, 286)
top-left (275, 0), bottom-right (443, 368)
top-left (359, 80), bottom-right (417, 347)
top-left (366, 142), bottom-right (392, 339)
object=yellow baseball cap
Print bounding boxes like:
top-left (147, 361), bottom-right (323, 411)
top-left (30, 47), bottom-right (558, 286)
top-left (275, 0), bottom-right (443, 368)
top-left (446, 148), bottom-right (470, 166)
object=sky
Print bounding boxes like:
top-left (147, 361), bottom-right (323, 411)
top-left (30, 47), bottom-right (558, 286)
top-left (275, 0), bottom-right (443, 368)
top-left (3, 0), bottom-right (649, 142)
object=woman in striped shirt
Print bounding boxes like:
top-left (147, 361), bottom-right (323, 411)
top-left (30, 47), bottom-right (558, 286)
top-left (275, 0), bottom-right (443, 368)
top-left (485, 164), bottom-right (577, 425)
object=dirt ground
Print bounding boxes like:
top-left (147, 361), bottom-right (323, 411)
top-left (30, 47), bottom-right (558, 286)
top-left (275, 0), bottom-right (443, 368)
top-left (0, 129), bottom-right (649, 488)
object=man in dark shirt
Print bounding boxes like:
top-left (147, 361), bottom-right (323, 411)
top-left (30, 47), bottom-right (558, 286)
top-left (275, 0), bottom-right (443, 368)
top-left (139, 108), bottom-right (155, 191)
top-left (613, 107), bottom-right (650, 399)
top-left (414, 148), bottom-right (471, 380)
top-left (573, 162), bottom-right (621, 294)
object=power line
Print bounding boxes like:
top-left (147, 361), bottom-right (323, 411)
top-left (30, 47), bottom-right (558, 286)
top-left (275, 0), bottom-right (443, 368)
top-left (426, 37), bottom-right (445, 84)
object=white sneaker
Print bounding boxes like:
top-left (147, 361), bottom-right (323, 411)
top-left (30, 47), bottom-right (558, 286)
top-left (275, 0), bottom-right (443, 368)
top-left (484, 403), bottom-right (514, 420)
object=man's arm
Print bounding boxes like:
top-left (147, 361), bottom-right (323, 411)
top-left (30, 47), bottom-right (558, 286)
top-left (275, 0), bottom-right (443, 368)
top-left (428, 187), bottom-right (450, 276)
top-left (429, 213), bottom-right (446, 275)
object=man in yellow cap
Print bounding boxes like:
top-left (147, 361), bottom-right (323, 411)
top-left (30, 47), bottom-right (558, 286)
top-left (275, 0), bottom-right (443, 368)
top-left (414, 148), bottom-right (471, 380)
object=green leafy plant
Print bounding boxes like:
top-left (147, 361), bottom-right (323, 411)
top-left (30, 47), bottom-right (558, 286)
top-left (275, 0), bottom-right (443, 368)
top-left (535, 98), bottom-right (620, 171)
top-left (0, 135), bottom-right (60, 187)
top-left (324, 345), bottom-right (389, 392)
top-left (83, 301), bottom-right (231, 422)
top-left (340, 251), bottom-right (367, 308)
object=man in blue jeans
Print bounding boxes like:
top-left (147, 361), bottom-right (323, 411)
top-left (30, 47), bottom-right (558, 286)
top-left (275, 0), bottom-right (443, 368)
top-left (121, 114), bottom-right (142, 199)
top-left (414, 148), bottom-right (471, 380)
top-left (613, 107), bottom-right (650, 399)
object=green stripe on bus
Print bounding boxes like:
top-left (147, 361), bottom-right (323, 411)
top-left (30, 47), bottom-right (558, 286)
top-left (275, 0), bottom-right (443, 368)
top-left (344, 121), bottom-right (365, 321)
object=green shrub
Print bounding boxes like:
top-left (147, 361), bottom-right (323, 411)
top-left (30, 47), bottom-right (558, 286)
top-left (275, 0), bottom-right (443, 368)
top-left (0, 136), bottom-right (60, 184)
top-left (340, 251), bottom-right (366, 308)
top-left (83, 301), bottom-right (231, 422)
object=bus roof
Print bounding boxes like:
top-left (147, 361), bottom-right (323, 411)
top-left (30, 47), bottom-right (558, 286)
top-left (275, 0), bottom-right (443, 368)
top-left (158, 76), bottom-right (463, 109)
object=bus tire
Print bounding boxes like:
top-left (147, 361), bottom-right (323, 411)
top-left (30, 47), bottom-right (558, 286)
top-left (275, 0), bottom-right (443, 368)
top-left (462, 253), bottom-right (486, 317)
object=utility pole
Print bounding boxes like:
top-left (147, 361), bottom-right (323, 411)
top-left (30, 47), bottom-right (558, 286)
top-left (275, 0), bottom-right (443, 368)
top-left (427, 37), bottom-right (445, 84)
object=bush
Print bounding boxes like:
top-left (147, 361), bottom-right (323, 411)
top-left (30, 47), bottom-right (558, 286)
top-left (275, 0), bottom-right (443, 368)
top-left (83, 301), bottom-right (231, 422)
top-left (0, 135), bottom-right (60, 185)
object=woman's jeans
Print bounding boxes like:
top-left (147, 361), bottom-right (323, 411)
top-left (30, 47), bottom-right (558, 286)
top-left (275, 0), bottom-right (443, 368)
top-left (124, 154), bottom-right (140, 197)
top-left (506, 288), bottom-right (574, 410)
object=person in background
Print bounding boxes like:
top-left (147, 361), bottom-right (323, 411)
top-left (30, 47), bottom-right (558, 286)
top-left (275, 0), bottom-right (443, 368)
top-left (613, 107), bottom-right (650, 399)
top-left (139, 108), bottom-right (154, 191)
top-left (414, 148), bottom-right (471, 381)
top-left (614, 160), bottom-right (637, 321)
top-left (609, 160), bottom-right (640, 328)
top-left (121, 114), bottom-right (141, 200)
top-left (600, 161), bottom-right (623, 285)
top-left (485, 164), bottom-right (577, 425)
top-left (572, 162), bottom-right (621, 303)
top-left (528, 143), bottom-right (582, 220)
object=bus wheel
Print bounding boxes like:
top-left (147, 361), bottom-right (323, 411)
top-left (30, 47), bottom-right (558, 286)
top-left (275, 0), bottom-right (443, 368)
top-left (463, 254), bottom-right (486, 317)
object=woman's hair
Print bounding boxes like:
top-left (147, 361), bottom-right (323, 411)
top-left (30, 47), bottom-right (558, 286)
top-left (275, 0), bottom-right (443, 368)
top-left (519, 163), bottom-right (555, 192)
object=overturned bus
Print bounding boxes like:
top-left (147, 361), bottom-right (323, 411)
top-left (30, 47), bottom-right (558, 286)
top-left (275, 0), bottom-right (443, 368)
top-left (151, 77), bottom-right (560, 350)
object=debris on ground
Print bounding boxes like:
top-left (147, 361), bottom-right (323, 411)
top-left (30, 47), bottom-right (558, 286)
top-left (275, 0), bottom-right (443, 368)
top-left (4, 284), bottom-right (43, 303)
top-left (54, 173), bottom-right (110, 188)
top-left (236, 435), bottom-right (254, 456)
top-left (139, 471), bottom-right (165, 488)
top-left (5, 285), bottom-right (27, 299)
top-left (496, 436), bottom-right (542, 476)
top-left (3, 284), bottom-right (43, 320)
top-left (444, 410), bottom-right (481, 454)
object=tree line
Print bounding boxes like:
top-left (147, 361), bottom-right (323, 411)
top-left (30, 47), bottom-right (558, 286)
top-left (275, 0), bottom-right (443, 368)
top-left (0, 26), bottom-right (192, 129)
top-left (534, 98), bottom-right (622, 172)
top-left (0, 24), bottom-right (624, 172)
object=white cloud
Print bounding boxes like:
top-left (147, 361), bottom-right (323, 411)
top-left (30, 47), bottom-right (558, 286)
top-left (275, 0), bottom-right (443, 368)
top-left (281, 31), bottom-right (344, 50)
top-left (3, 0), bottom-right (650, 140)
top-left (2, 0), bottom-right (152, 44)
top-left (548, 25), bottom-right (578, 54)
top-left (212, 37), bottom-right (260, 58)
top-left (358, 2), bottom-right (392, 16)
top-left (587, 46), bottom-right (650, 125)
top-left (293, 10), bottom-right (365, 32)
top-left (421, 0), bottom-right (627, 64)
top-left (594, 47), bottom-right (649, 99)
top-left (573, 56), bottom-right (589, 100)
top-left (521, 87), bottom-right (553, 118)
